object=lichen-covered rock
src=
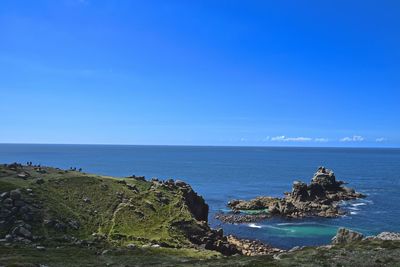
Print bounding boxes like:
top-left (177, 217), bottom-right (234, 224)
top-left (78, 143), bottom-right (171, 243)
top-left (332, 228), bottom-right (364, 244)
top-left (227, 235), bottom-right (283, 256)
top-left (374, 232), bottom-right (400, 241)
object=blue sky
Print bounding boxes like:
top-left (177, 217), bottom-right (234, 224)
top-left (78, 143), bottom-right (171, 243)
top-left (1, 0), bottom-right (399, 147)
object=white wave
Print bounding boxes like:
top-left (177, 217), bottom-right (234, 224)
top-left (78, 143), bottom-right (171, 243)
top-left (350, 211), bottom-right (359, 215)
top-left (277, 222), bottom-right (317, 226)
top-left (348, 207), bottom-right (360, 211)
top-left (363, 199), bottom-right (374, 204)
top-left (351, 203), bottom-right (367, 207)
top-left (372, 211), bottom-right (387, 214)
top-left (264, 225), bottom-right (289, 231)
top-left (248, 223), bottom-right (262, 229)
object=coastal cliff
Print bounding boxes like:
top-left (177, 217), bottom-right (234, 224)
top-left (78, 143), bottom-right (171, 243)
top-left (0, 163), bottom-right (240, 256)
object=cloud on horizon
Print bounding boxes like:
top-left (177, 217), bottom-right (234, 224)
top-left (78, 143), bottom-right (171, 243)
top-left (255, 135), bottom-right (389, 144)
top-left (314, 138), bottom-right (329, 142)
top-left (271, 136), bottom-right (314, 142)
top-left (340, 135), bottom-right (365, 142)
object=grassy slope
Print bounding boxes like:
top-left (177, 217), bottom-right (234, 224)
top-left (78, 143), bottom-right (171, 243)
top-left (0, 165), bottom-right (198, 248)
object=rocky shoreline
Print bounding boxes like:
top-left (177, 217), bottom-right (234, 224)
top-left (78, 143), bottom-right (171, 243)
top-left (218, 167), bottom-right (365, 224)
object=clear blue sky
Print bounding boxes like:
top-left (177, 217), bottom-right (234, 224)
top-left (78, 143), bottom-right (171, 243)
top-left (1, 0), bottom-right (399, 147)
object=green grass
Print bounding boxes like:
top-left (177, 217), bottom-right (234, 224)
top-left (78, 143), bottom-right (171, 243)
top-left (0, 165), bottom-right (205, 248)
top-left (2, 240), bottom-right (400, 267)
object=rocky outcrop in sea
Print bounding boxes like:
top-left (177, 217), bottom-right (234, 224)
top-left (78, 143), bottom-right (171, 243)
top-left (219, 167), bottom-right (365, 223)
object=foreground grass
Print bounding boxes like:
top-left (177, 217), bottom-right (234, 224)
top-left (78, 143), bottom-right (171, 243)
top-left (1, 240), bottom-right (400, 267)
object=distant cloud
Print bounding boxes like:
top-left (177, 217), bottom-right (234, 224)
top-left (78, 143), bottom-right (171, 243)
top-left (340, 135), bottom-right (365, 142)
top-left (271, 136), bottom-right (312, 142)
top-left (314, 138), bottom-right (329, 142)
top-left (262, 136), bottom-right (271, 142)
top-left (376, 137), bottom-right (387, 142)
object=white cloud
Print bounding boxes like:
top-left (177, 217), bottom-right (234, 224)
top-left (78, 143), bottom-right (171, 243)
top-left (271, 136), bottom-right (312, 142)
top-left (376, 137), bottom-right (387, 142)
top-left (340, 135), bottom-right (365, 142)
top-left (314, 138), bottom-right (329, 142)
top-left (271, 136), bottom-right (286, 141)
top-left (262, 136), bottom-right (271, 142)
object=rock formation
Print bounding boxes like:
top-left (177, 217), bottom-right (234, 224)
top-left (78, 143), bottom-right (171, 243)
top-left (332, 228), bottom-right (364, 244)
top-left (221, 167), bottom-right (365, 223)
top-left (332, 228), bottom-right (400, 244)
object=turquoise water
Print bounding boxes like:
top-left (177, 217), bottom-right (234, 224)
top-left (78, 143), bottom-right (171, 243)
top-left (0, 144), bottom-right (399, 249)
top-left (239, 209), bottom-right (269, 215)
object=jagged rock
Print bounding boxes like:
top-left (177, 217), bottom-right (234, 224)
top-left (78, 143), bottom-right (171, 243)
top-left (374, 232), bottom-right (400, 241)
top-left (291, 181), bottom-right (309, 202)
top-left (227, 235), bottom-right (283, 256)
top-left (67, 219), bottom-right (80, 230)
top-left (332, 228), bottom-right (364, 244)
top-left (2, 198), bottom-right (13, 208)
top-left (12, 226), bottom-right (33, 240)
top-left (180, 182), bottom-right (209, 222)
top-left (126, 243), bottom-right (136, 249)
top-left (13, 200), bottom-right (25, 207)
top-left (126, 184), bottom-right (138, 192)
top-left (83, 197), bottom-right (91, 203)
top-left (308, 182), bottom-right (325, 199)
top-left (5, 234), bottom-right (13, 242)
top-left (175, 180), bottom-right (187, 187)
top-left (7, 163), bottom-right (22, 171)
top-left (215, 213), bottom-right (269, 224)
top-left (0, 192), bottom-right (10, 199)
top-left (228, 196), bottom-right (278, 211)
top-left (10, 190), bottom-right (21, 200)
top-left (224, 167), bottom-right (365, 222)
top-left (17, 172), bottom-right (30, 179)
top-left (312, 167), bottom-right (341, 190)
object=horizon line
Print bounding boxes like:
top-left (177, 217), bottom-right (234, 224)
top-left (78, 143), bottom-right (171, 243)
top-left (0, 142), bottom-right (399, 149)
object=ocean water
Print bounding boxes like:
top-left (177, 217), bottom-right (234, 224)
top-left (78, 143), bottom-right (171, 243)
top-left (0, 144), bottom-right (399, 249)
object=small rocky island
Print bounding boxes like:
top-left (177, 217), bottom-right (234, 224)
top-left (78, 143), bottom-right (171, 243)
top-left (218, 167), bottom-right (365, 223)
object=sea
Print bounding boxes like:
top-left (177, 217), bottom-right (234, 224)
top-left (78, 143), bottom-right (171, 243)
top-left (0, 144), bottom-right (399, 249)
